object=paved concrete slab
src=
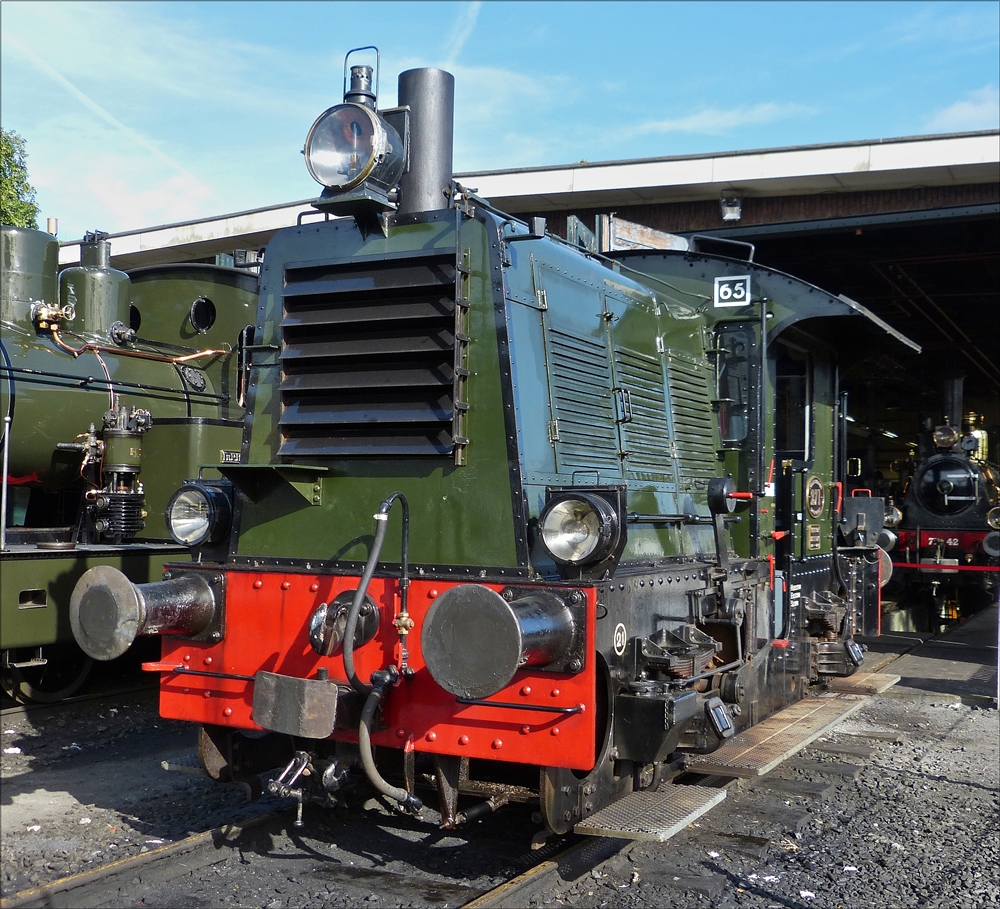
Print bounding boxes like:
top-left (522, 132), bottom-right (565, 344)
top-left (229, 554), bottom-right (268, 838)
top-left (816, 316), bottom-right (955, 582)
top-left (889, 604), bottom-right (998, 705)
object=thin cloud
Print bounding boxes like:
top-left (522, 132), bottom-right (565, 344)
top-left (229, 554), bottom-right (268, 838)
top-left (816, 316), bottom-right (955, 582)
top-left (632, 102), bottom-right (818, 137)
top-left (925, 86), bottom-right (1000, 133)
top-left (888, 6), bottom-right (1000, 50)
top-left (2, 31), bottom-right (205, 183)
top-left (444, 2), bottom-right (483, 66)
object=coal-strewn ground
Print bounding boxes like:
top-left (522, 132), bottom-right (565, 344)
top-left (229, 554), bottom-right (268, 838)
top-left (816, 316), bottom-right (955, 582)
top-left (537, 697), bottom-right (998, 909)
top-left (1, 689), bottom-right (283, 895)
top-left (3, 607), bottom-right (996, 908)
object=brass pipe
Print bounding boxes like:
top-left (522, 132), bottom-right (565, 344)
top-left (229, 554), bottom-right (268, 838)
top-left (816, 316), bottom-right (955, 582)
top-left (50, 328), bottom-right (229, 364)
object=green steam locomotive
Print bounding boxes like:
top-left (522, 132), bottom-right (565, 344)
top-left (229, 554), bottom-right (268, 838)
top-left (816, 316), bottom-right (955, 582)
top-left (1, 226), bottom-right (257, 701)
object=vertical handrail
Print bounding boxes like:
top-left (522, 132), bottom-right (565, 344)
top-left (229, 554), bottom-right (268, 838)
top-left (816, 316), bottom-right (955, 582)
top-left (1, 415), bottom-right (11, 551)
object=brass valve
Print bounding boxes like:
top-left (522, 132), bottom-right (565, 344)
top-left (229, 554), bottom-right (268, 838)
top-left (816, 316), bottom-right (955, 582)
top-left (31, 301), bottom-right (76, 330)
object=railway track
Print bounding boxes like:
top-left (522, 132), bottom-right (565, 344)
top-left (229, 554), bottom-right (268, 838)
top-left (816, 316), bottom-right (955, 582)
top-left (2, 612), bottom-right (994, 909)
top-left (0, 682), bottom-right (157, 722)
top-left (0, 799), bottom-right (571, 909)
top-left (2, 690), bottom-right (993, 909)
top-left (0, 709), bottom-right (848, 909)
top-left (0, 813), bottom-right (277, 909)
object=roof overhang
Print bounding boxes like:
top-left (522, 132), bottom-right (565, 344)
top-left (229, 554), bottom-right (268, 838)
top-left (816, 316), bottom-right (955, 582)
top-left (462, 131), bottom-right (1000, 211)
top-left (58, 130), bottom-right (999, 267)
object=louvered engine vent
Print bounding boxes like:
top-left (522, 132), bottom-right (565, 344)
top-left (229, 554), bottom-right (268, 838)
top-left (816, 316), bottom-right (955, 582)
top-left (278, 249), bottom-right (468, 459)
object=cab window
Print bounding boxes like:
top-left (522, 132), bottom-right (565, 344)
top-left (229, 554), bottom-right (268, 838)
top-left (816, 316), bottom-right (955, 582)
top-left (714, 327), bottom-right (751, 446)
top-left (775, 344), bottom-right (810, 459)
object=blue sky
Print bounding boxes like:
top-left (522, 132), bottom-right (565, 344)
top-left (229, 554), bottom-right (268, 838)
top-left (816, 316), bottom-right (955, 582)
top-left (2, 1), bottom-right (998, 241)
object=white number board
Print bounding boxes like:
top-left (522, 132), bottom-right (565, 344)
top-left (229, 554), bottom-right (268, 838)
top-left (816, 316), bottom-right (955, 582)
top-left (714, 275), bottom-right (751, 307)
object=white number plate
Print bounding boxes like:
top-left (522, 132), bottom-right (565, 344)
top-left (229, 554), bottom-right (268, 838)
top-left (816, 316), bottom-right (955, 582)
top-left (714, 275), bottom-right (751, 307)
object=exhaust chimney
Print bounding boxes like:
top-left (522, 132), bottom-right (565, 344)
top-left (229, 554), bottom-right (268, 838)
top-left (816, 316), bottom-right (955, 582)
top-left (942, 375), bottom-right (964, 426)
top-left (397, 68), bottom-right (454, 214)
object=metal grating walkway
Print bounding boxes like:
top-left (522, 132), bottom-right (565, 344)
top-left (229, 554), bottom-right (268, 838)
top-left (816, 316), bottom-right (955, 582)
top-left (683, 695), bottom-right (866, 778)
top-left (826, 672), bottom-right (900, 695)
top-left (575, 785), bottom-right (726, 841)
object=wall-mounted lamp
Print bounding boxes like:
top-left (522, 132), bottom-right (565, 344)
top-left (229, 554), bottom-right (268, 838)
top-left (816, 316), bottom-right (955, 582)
top-left (720, 195), bottom-right (742, 222)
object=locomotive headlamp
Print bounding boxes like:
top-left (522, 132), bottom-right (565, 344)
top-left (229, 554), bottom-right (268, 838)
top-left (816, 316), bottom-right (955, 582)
top-left (539, 492), bottom-right (620, 565)
top-left (932, 424), bottom-right (960, 449)
top-left (305, 104), bottom-right (387, 191)
top-left (988, 507), bottom-right (1000, 531)
top-left (165, 482), bottom-right (232, 546)
top-left (884, 505), bottom-right (902, 528)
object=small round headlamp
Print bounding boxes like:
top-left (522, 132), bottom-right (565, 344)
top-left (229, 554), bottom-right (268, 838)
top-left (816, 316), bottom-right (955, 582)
top-left (165, 483), bottom-right (231, 546)
top-left (932, 425), bottom-right (960, 450)
top-left (988, 507), bottom-right (1000, 531)
top-left (539, 492), bottom-right (620, 566)
top-left (884, 505), bottom-right (902, 528)
top-left (303, 102), bottom-right (402, 192)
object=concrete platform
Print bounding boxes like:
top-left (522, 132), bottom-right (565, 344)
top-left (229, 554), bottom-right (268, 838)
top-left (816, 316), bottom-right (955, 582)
top-left (888, 603), bottom-right (998, 706)
top-left (683, 695), bottom-right (866, 777)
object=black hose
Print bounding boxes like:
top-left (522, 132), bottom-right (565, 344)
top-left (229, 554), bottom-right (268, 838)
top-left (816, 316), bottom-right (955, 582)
top-left (343, 514), bottom-right (388, 695)
top-left (358, 666), bottom-right (422, 813)
top-left (342, 492), bottom-right (409, 695)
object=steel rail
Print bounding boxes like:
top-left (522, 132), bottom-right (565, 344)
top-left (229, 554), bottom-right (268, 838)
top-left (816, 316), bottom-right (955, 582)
top-left (0, 811), bottom-right (278, 909)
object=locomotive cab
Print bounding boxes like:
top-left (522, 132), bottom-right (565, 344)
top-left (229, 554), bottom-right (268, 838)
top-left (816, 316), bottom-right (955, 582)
top-left (69, 51), bottom-right (921, 834)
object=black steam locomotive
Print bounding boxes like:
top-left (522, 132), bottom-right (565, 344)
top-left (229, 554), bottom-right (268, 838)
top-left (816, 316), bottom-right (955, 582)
top-left (68, 50), bottom-right (918, 834)
top-left (883, 379), bottom-right (1000, 626)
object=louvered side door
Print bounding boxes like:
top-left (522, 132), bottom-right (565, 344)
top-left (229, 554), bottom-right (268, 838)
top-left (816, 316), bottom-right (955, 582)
top-left (538, 266), bottom-right (623, 479)
top-left (664, 350), bottom-right (718, 491)
top-left (613, 346), bottom-right (678, 485)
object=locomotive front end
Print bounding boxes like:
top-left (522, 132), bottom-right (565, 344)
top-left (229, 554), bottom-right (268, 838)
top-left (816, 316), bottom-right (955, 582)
top-left (885, 378), bottom-right (1000, 623)
top-left (70, 52), bottom-right (608, 829)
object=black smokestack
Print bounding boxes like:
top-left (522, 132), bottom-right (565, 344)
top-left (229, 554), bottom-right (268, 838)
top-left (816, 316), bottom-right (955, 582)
top-left (397, 68), bottom-right (454, 214)
top-left (942, 375), bottom-right (964, 426)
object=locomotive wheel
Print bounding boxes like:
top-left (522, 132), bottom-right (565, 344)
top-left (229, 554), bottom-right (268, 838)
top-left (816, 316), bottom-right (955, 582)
top-left (539, 658), bottom-right (633, 834)
top-left (0, 645), bottom-right (93, 704)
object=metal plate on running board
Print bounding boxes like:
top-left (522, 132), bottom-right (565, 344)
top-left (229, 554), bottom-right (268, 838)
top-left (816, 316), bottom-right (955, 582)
top-left (684, 696), bottom-right (866, 778)
top-left (575, 785), bottom-right (726, 841)
top-left (826, 672), bottom-right (900, 695)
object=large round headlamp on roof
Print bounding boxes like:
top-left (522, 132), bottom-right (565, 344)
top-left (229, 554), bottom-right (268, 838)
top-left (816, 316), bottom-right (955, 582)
top-left (165, 483), bottom-right (231, 546)
top-left (539, 492), bottom-right (621, 566)
top-left (304, 103), bottom-right (403, 193)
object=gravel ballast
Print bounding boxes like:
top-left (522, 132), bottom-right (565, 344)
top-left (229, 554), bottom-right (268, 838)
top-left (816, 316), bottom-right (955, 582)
top-left (2, 609), bottom-right (997, 907)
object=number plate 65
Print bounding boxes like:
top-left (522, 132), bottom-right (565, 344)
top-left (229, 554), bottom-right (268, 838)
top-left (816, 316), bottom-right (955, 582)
top-left (714, 275), bottom-right (751, 307)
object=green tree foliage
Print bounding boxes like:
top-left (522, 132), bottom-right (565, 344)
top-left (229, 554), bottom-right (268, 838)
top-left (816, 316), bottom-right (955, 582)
top-left (1, 128), bottom-right (41, 229)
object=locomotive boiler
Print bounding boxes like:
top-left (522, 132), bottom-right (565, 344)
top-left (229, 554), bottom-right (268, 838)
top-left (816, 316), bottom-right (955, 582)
top-left (883, 377), bottom-right (1000, 625)
top-left (68, 51), bottom-right (919, 833)
top-left (1, 226), bottom-right (257, 701)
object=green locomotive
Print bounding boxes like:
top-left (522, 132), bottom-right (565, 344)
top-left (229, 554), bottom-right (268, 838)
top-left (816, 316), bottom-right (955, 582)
top-left (69, 52), bottom-right (917, 832)
top-left (0, 226), bottom-right (257, 701)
